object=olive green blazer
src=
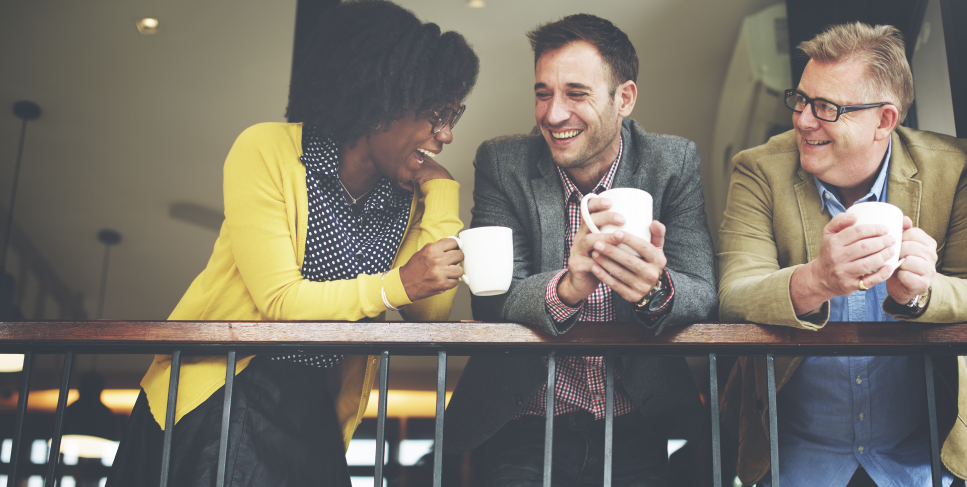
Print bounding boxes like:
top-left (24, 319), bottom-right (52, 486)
top-left (717, 126), bottom-right (967, 483)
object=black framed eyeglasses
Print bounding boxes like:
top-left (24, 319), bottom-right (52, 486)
top-left (783, 89), bottom-right (890, 122)
top-left (430, 104), bottom-right (465, 134)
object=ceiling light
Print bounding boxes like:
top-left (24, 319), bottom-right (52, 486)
top-left (59, 372), bottom-right (120, 458)
top-left (0, 354), bottom-right (24, 373)
top-left (466, 0), bottom-right (485, 7)
top-left (136, 18), bottom-right (159, 34)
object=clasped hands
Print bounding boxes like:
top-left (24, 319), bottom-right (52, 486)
top-left (558, 197), bottom-right (667, 307)
top-left (791, 212), bottom-right (937, 315)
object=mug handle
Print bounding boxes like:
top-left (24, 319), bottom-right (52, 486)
top-left (446, 236), bottom-right (470, 286)
top-left (579, 193), bottom-right (602, 234)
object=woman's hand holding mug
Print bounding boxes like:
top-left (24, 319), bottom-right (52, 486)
top-left (399, 237), bottom-right (465, 301)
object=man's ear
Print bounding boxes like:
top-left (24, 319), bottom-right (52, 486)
top-left (616, 80), bottom-right (637, 117)
top-left (874, 103), bottom-right (900, 141)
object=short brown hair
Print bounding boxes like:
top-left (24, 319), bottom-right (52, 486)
top-left (798, 22), bottom-right (914, 122)
top-left (527, 14), bottom-right (638, 95)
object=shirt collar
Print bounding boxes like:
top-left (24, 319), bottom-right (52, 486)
top-left (556, 135), bottom-right (624, 203)
top-left (299, 125), bottom-right (341, 177)
top-left (815, 137), bottom-right (892, 213)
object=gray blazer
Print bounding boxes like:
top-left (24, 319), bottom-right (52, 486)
top-left (443, 118), bottom-right (718, 453)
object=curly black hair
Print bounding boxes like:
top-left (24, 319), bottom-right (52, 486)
top-left (286, 0), bottom-right (480, 144)
top-left (527, 14), bottom-right (637, 95)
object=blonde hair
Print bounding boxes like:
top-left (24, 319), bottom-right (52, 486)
top-left (798, 22), bottom-right (914, 122)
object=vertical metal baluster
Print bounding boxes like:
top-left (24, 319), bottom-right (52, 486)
top-left (766, 352), bottom-right (780, 487)
top-left (543, 351), bottom-right (556, 487)
top-left (603, 352), bottom-right (615, 487)
top-left (216, 350), bottom-right (237, 487)
top-left (923, 353), bottom-right (942, 487)
top-left (45, 351), bottom-right (73, 487)
top-left (8, 351), bottom-right (34, 487)
top-left (160, 350), bottom-right (182, 487)
top-left (709, 353), bottom-right (722, 487)
top-left (374, 351), bottom-right (390, 487)
top-left (433, 350), bottom-right (447, 487)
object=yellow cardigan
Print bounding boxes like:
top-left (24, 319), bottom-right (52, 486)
top-left (141, 122), bottom-right (462, 449)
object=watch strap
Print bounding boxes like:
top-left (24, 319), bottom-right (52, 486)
top-left (884, 287), bottom-right (931, 317)
top-left (634, 269), bottom-right (674, 318)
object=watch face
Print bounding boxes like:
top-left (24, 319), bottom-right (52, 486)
top-left (646, 288), bottom-right (670, 312)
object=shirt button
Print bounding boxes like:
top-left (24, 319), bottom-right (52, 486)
top-left (858, 413), bottom-right (865, 420)
top-left (856, 376), bottom-right (863, 385)
top-left (354, 252), bottom-right (364, 262)
top-left (858, 445), bottom-right (864, 452)
top-left (824, 193), bottom-right (831, 200)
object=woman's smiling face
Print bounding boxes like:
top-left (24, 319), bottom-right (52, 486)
top-left (367, 109), bottom-right (455, 192)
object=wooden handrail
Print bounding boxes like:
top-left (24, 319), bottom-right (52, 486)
top-left (0, 321), bottom-right (966, 355)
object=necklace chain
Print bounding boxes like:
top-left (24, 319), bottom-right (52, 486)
top-left (338, 179), bottom-right (373, 207)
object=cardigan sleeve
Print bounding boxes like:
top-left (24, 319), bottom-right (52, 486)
top-left (222, 124), bottom-right (461, 321)
top-left (396, 179), bottom-right (463, 322)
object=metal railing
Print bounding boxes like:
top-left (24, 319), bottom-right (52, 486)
top-left (0, 320), bottom-right (965, 487)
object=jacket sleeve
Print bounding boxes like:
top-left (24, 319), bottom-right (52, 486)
top-left (890, 150), bottom-right (967, 323)
top-left (468, 140), bottom-right (572, 335)
top-left (647, 139), bottom-right (718, 333)
top-left (717, 149), bottom-right (829, 329)
top-left (222, 125), bottom-right (460, 321)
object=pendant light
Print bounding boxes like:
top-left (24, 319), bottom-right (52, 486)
top-left (59, 229), bottom-right (123, 458)
top-left (0, 101), bottom-right (41, 373)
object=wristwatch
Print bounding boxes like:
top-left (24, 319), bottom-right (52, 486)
top-left (904, 287), bottom-right (931, 315)
top-left (636, 273), bottom-right (670, 313)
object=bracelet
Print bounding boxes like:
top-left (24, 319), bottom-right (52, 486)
top-left (381, 271), bottom-right (401, 311)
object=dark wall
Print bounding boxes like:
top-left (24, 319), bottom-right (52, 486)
top-left (288, 0), bottom-right (341, 122)
top-left (940, 0), bottom-right (967, 138)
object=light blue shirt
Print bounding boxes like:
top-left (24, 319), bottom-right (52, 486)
top-left (763, 140), bottom-right (955, 487)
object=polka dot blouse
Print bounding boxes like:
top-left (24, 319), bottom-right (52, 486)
top-left (269, 125), bottom-right (412, 368)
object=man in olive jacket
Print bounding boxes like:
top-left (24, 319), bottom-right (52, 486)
top-left (718, 22), bottom-right (967, 486)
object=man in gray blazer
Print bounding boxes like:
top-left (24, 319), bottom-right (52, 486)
top-left (443, 14), bottom-right (717, 485)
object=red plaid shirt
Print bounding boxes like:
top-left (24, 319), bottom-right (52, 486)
top-left (517, 138), bottom-right (636, 420)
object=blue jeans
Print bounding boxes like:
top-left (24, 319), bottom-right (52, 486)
top-left (482, 412), bottom-right (667, 487)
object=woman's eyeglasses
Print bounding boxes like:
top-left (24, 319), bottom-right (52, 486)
top-left (431, 105), bottom-right (466, 134)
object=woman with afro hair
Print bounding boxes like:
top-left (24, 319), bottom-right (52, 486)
top-left (107, 1), bottom-right (479, 485)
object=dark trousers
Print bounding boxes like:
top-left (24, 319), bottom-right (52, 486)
top-left (107, 357), bottom-right (351, 487)
top-left (482, 412), bottom-right (668, 487)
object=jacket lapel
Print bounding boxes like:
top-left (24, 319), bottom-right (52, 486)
top-left (611, 122), bottom-right (639, 321)
top-left (794, 166), bottom-right (827, 262)
top-left (532, 151), bottom-right (567, 274)
top-left (886, 131), bottom-right (922, 227)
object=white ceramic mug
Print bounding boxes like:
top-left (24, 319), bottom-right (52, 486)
top-left (579, 188), bottom-right (653, 256)
top-left (448, 226), bottom-right (513, 296)
top-left (845, 201), bottom-right (904, 274)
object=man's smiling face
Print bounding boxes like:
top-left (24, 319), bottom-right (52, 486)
top-left (794, 58), bottom-right (887, 189)
top-left (534, 40), bottom-right (623, 173)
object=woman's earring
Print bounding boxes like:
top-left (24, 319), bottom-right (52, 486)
top-left (373, 121), bottom-right (381, 129)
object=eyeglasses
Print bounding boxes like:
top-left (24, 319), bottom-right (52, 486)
top-left (783, 89), bottom-right (890, 122)
top-left (430, 104), bottom-right (465, 134)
